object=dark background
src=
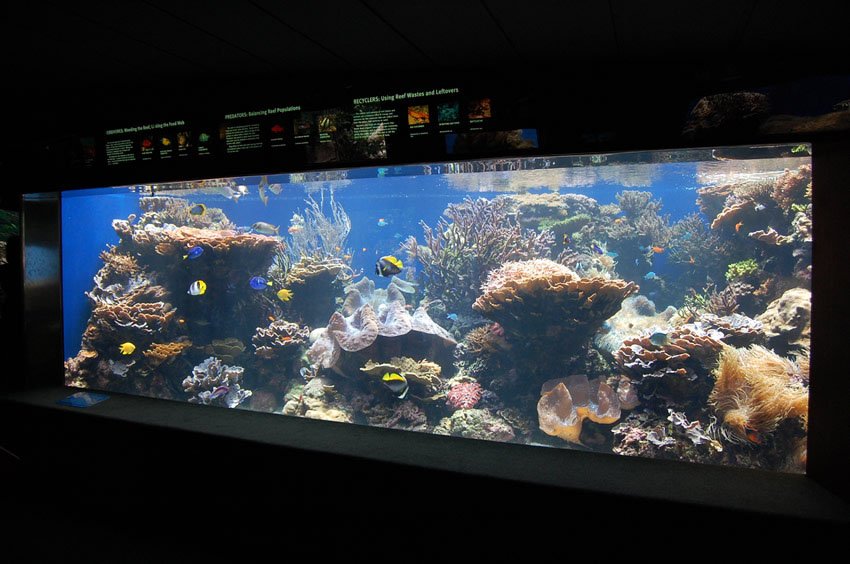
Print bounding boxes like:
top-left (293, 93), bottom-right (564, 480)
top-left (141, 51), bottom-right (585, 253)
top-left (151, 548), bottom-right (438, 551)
top-left (2, 1), bottom-right (849, 557)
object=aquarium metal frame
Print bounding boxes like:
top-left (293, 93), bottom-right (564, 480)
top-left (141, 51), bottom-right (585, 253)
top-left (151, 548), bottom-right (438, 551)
top-left (19, 142), bottom-right (850, 518)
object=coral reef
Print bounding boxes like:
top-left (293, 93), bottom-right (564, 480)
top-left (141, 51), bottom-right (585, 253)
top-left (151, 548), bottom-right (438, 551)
top-left (710, 345), bottom-right (808, 443)
top-left (286, 191), bottom-right (351, 260)
top-left (473, 259), bottom-right (638, 357)
top-left (755, 288), bottom-right (811, 353)
top-left (142, 339), bottom-right (192, 368)
top-left (446, 381), bottom-right (483, 410)
top-left (308, 286), bottom-right (456, 374)
top-left (408, 197), bottom-right (552, 312)
top-left (284, 256), bottom-right (349, 327)
top-left (748, 227), bottom-right (793, 246)
top-left (252, 319), bottom-right (310, 360)
top-left (282, 376), bottom-right (354, 423)
top-left (537, 375), bottom-right (621, 445)
top-left (360, 356), bottom-right (444, 400)
top-left (771, 165), bottom-right (811, 210)
top-left (434, 408), bottom-right (515, 442)
top-left (725, 259), bottom-right (759, 282)
top-left (138, 196), bottom-right (234, 230)
top-left (594, 295), bottom-right (677, 354)
top-left (202, 338), bottom-right (246, 365)
top-left (183, 357), bottom-right (252, 408)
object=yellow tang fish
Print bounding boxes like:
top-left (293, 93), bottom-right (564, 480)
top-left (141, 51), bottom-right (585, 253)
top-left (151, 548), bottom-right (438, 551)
top-left (119, 342), bottom-right (136, 355)
top-left (276, 288), bottom-right (294, 302)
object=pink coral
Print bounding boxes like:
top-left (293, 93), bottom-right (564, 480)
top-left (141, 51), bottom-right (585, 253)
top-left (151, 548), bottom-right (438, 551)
top-left (447, 381), bottom-right (483, 410)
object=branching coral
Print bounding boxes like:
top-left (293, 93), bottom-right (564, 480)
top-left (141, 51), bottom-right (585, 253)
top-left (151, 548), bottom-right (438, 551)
top-left (678, 283), bottom-right (739, 322)
top-left (446, 381), bottom-right (483, 410)
top-left (411, 197), bottom-right (553, 312)
top-left (287, 191), bottom-right (351, 260)
top-left (473, 259), bottom-right (638, 353)
top-left (771, 165), bottom-right (811, 210)
top-left (183, 356), bottom-right (252, 408)
top-left (537, 374), bottom-right (621, 445)
top-left (725, 259), bottom-right (759, 282)
top-left (710, 345), bottom-right (808, 443)
top-left (667, 213), bottom-right (730, 269)
top-left (252, 319), bottom-right (309, 360)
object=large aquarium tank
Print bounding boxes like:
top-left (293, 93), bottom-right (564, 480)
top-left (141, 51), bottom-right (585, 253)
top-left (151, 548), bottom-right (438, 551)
top-left (62, 145), bottom-right (813, 472)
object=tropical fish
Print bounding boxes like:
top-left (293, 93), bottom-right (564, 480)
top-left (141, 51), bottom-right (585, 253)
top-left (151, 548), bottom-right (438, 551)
top-left (188, 203), bottom-right (206, 216)
top-left (119, 342), bottom-right (136, 355)
top-left (251, 222), bottom-right (279, 236)
top-left (688, 256), bottom-right (695, 264)
top-left (377, 218), bottom-right (389, 227)
top-left (161, 137), bottom-right (171, 147)
top-left (644, 271), bottom-right (657, 280)
top-left (141, 138), bottom-right (153, 149)
top-left (236, 185), bottom-right (249, 197)
top-left (614, 217), bottom-right (624, 225)
top-left (651, 246), bottom-right (664, 254)
top-left (746, 429), bottom-right (763, 445)
top-left (258, 182), bottom-right (268, 206)
top-left (209, 386), bottom-right (230, 400)
top-left (591, 243), bottom-right (604, 255)
top-left (375, 255), bottom-right (403, 277)
top-left (268, 183), bottom-right (282, 195)
top-left (754, 203), bottom-right (766, 212)
top-left (188, 280), bottom-right (207, 295)
top-left (649, 332), bottom-right (670, 347)
top-left (634, 258), bottom-right (640, 266)
top-left (183, 246), bottom-right (204, 260)
top-left (198, 132), bottom-right (210, 143)
top-left (342, 254), bottom-right (352, 261)
top-left (270, 124), bottom-right (284, 134)
top-left (377, 167), bottom-right (388, 177)
top-left (249, 276), bottom-right (272, 290)
top-left (288, 225), bottom-right (303, 234)
top-left (562, 234), bottom-right (570, 245)
top-left (735, 221), bottom-right (744, 233)
top-left (446, 313), bottom-right (458, 321)
top-left (276, 288), bottom-right (294, 302)
top-left (606, 251), bottom-right (619, 258)
top-left (382, 372), bottom-right (409, 399)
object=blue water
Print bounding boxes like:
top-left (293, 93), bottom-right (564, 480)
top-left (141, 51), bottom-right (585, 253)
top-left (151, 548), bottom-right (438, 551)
top-left (61, 162), bottom-right (701, 359)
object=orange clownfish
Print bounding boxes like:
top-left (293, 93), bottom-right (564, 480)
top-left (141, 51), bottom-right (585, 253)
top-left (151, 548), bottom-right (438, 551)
top-left (735, 221), bottom-right (744, 233)
top-left (745, 429), bottom-right (763, 445)
top-left (651, 246), bottom-right (664, 253)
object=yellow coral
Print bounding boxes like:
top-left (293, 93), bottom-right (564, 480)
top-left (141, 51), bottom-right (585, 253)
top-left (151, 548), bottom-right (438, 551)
top-left (143, 340), bottom-right (192, 367)
top-left (710, 345), bottom-right (808, 442)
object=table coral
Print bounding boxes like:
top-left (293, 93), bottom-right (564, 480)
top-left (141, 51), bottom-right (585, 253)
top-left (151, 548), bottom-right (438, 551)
top-left (143, 339), bottom-right (192, 367)
top-left (748, 227), bottom-right (793, 246)
top-left (537, 374), bottom-right (621, 445)
top-left (252, 319), bottom-right (310, 360)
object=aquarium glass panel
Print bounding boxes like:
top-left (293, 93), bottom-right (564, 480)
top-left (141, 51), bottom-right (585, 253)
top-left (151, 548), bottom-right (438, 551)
top-left (62, 144), bottom-right (812, 472)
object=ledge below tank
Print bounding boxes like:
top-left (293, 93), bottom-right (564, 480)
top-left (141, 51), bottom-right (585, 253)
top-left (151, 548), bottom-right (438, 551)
top-left (2, 385), bottom-right (847, 536)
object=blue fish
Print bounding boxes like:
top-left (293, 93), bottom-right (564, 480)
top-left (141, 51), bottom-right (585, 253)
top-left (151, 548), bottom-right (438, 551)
top-left (644, 271), bottom-right (657, 280)
top-left (249, 276), bottom-right (272, 290)
top-left (605, 251), bottom-right (619, 258)
top-left (591, 244), bottom-right (604, 255)
top-left (377, 168), bottom-right (389, 177)
top-left (446, 313), bottom-right (458, 321)
top-left (377, 218), bottom-right (389, 227)
top-left (183, 246), bottom-right (203, 260)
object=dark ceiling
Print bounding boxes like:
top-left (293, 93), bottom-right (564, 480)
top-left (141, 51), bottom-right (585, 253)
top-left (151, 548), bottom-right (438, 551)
top-left (6, 1), bottom-right (848, 90)
top-left (2, 0), bottom-right (848, 174)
